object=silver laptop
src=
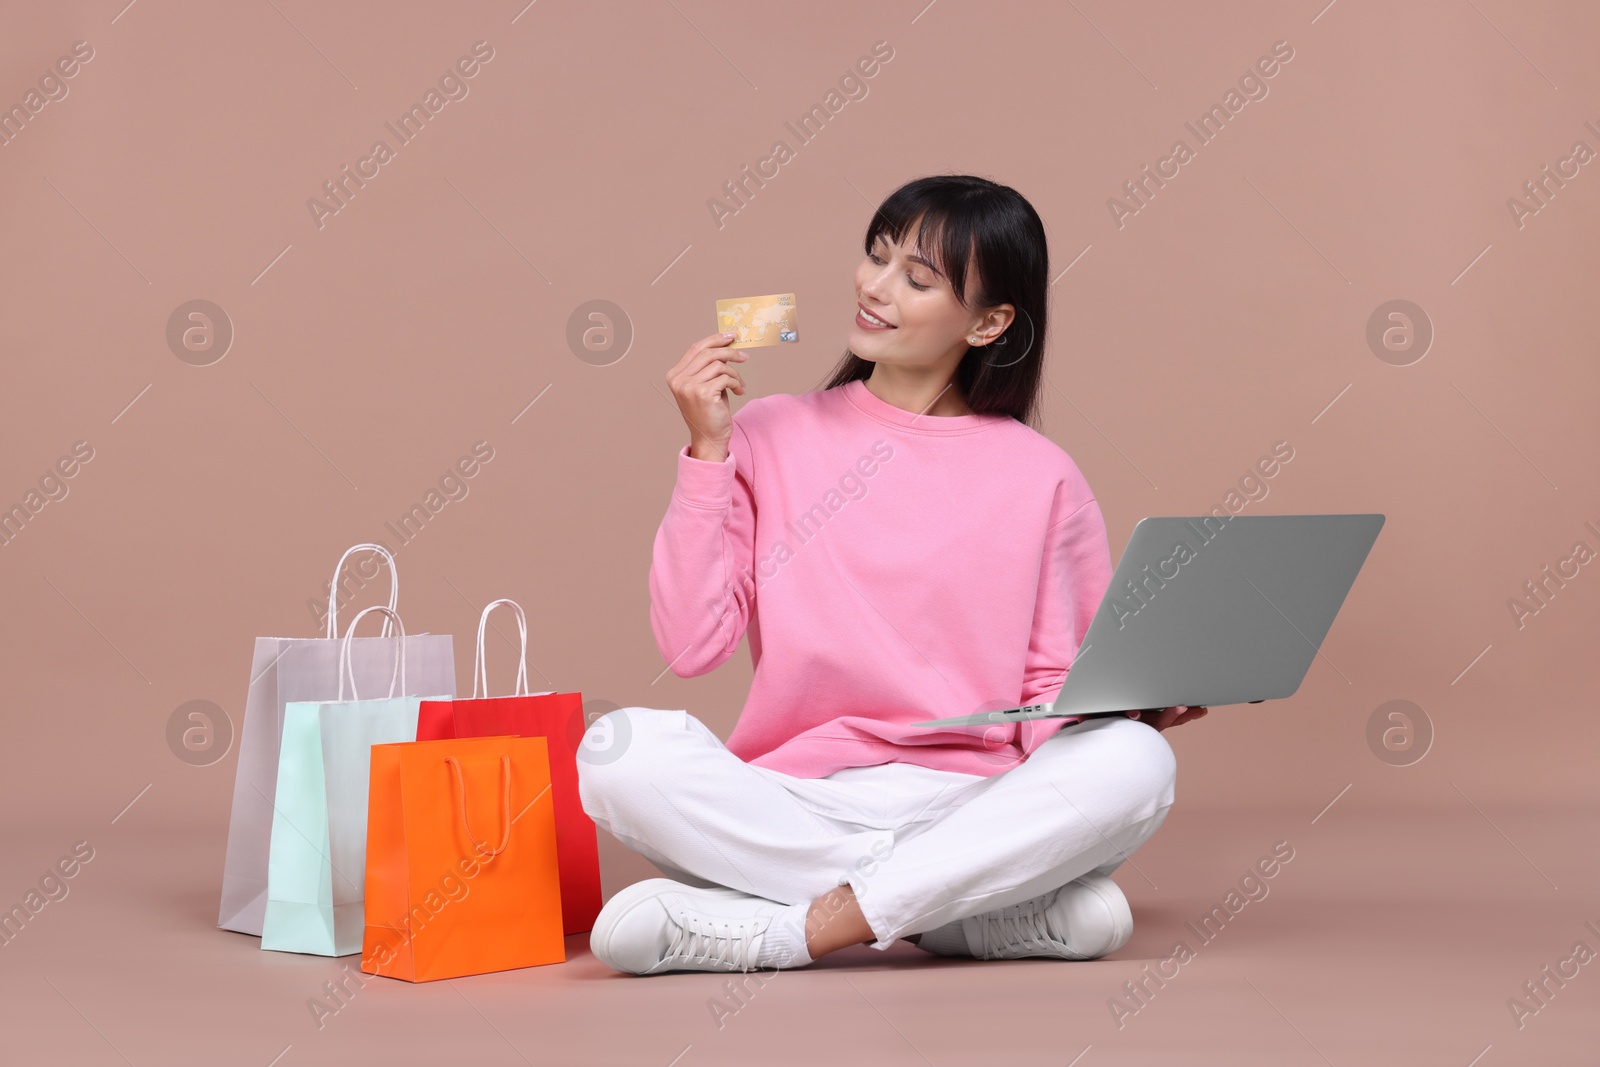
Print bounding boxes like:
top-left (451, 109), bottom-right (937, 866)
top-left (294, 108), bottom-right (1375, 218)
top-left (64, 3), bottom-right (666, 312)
top-left (912, 513), bottom-right (1385, 728)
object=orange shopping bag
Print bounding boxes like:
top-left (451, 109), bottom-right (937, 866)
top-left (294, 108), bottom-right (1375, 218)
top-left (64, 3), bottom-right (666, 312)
top-left (361, 736), bottom-right (565, 981)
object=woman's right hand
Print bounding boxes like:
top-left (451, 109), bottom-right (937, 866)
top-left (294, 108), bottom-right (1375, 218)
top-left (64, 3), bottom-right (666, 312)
top-left (1126, 705), bottom-right (1209, 732)
top-left (667, 331), bottom-right (749, 461)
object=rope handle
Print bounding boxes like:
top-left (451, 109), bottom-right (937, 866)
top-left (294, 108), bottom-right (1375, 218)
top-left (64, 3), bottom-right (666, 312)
top-left (444, 755), bottom-right (512, 859)
top-left (473, 599), bottom-right (530, 699)
top-left (338, 605), bottom-right (407, 703)
top-left (325, 543), bottom-right (398, 640)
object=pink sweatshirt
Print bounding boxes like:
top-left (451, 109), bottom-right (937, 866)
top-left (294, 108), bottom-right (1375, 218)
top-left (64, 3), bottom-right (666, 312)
top-left (649, 377), bottom-right (1114, 779)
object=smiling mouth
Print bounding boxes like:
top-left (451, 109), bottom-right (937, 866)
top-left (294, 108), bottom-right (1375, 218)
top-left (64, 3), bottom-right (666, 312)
top-left (856, 305), bottom-right (895, 329)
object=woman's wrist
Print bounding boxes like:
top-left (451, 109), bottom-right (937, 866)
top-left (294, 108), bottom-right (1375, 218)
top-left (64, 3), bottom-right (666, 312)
top-left (688, 438), bottom-right (729, 463)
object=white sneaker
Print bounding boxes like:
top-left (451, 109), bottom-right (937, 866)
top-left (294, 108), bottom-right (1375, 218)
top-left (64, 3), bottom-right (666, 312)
top-left (914, 873), bottom-right (1133, 961)
top-left (589, 878), bottom-right (786, 976)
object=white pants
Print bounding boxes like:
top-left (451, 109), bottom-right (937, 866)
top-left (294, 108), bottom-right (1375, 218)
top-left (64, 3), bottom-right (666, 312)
top-left (576, 707), bottom-right (1177, 950)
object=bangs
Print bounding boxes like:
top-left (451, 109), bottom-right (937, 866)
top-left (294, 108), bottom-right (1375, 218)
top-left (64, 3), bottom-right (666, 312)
top-left (865, 200), bottom-right (979, 307)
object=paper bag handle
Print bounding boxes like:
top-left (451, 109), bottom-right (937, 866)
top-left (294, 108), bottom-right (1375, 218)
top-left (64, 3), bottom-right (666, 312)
top-left (445, 755), bottom-right (512, 859)
top-left (325, 543), bottom-right (399, 640)
top-left (473, 599), bottom-right (531, 699)
top-left (338, 605), bottom-right (407, 702)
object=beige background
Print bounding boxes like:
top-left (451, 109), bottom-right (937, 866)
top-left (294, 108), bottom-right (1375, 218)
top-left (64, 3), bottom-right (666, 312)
top-left (2, 2), bottom-right (1597, 1064)
top-left (5, 0), bottom-right (1595, 827)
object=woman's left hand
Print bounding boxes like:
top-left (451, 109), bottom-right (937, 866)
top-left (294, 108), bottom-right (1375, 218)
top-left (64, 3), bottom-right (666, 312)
top-left (1125, 705), bottom-right (1209, 732)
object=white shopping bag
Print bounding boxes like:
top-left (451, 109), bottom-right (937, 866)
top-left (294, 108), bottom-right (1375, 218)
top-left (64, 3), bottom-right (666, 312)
top-left (216, 544), bottom-right (455, 936)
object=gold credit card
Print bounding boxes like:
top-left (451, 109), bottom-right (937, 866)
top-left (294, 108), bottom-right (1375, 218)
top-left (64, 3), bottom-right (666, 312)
top-left (716, 293), bottom-right (798, 349)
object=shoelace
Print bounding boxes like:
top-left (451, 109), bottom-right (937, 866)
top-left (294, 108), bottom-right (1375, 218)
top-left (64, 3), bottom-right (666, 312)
top-left (662, 908), bottom-right (766, 972)
top-left (983, 894), bottom-right (1065, 959)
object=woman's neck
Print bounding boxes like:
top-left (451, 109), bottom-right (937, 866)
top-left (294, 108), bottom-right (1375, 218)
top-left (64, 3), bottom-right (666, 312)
top-left (862, 371), bottom-right (973, 418)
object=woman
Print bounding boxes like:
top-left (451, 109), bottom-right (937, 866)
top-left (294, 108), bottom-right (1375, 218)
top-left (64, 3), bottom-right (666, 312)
top-left (578, 174), bottom-right (1208, 976)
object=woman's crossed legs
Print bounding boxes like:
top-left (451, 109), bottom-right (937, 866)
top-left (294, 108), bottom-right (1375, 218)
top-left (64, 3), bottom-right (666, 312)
top-left (577, 706), bottom-right (1177, 962)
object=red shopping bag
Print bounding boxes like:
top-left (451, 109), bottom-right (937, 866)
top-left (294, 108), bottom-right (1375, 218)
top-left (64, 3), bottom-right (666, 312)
top-left (416, 599), bottom-right (601, 935)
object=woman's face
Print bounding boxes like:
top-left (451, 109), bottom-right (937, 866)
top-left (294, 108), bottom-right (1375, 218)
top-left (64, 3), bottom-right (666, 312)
top-left (850, 222), bottom-right (1009, 367)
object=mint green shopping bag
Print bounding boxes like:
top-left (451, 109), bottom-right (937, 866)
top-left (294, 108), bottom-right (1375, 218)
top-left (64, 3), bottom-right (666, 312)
top-left (261, 606), bottom-right (451, 957)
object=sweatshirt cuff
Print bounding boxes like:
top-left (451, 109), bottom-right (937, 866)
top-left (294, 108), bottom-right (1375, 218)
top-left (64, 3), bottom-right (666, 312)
top-left (674, 443), bottom-right (736, 507)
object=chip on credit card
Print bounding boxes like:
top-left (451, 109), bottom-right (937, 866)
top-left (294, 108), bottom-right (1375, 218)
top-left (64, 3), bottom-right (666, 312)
top-left (715, 293), bottom-right (798, 349)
